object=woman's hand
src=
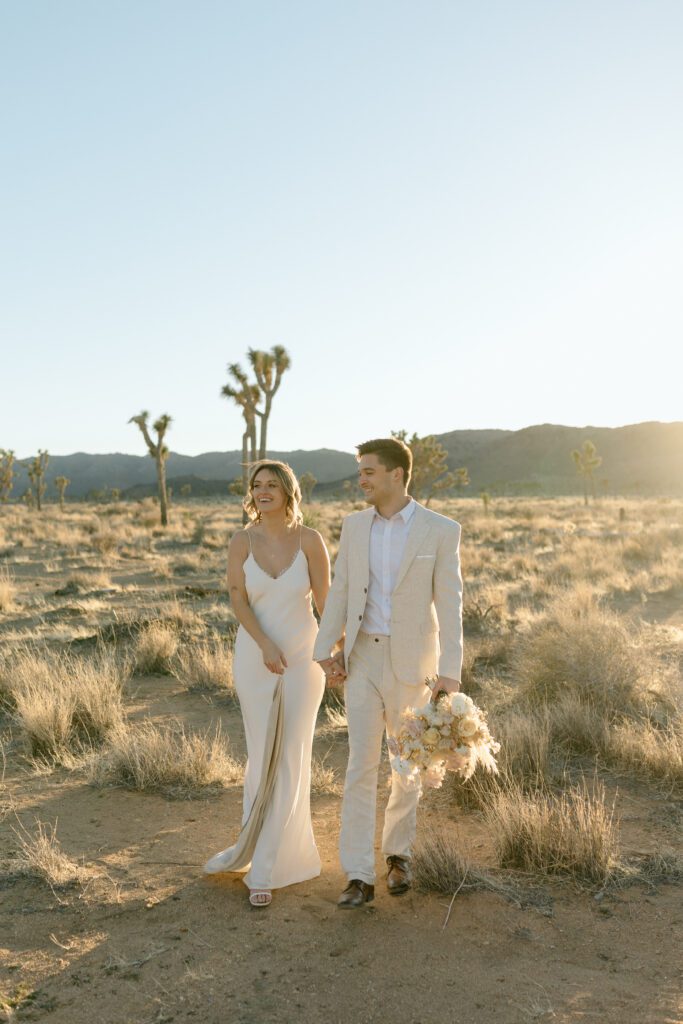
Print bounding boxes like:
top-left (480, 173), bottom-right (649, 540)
top-left (260, 638), bottom-right (288, 675)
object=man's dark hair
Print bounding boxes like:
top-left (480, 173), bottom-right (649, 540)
top-left (356, 437), bottom-right (412, 486)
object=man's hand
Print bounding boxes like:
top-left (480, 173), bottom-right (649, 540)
top-left (430, 675), bottom-right (460, 702)
top-left (317, 651), bottom-right (347, 684)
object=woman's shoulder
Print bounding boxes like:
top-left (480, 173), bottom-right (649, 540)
top-left (229, 527), bottom-right (253, 552)
top-left (300, 524), bottom-right (328, 552)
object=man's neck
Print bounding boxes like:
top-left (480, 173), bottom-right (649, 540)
top-left (374, 493), bottom-right (412, 520)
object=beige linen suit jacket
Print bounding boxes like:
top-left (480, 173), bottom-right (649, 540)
top-left (313, 503), bottom-right (463, 685)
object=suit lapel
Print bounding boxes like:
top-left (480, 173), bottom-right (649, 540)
top-left (393, 504), bottom-right (432, 592)
top-left (355, 507), bottom-right (373, 585)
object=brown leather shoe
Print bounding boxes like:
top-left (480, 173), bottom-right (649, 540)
top-left (386, 855), bottom-right (412, 895)
top-left (337, 879), bottom-right (375, 909)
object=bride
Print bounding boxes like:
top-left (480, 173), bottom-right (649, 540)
top-left (204, 460), bottom-right (330, 907)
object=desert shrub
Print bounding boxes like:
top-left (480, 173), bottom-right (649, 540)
top-left (10, 648), bottom-right (126, 757)
top-left (320, 682), bottom-right (346, 709)
top-left (133, 622), bottom-right (179, 674)
top-left (170, 555), bottom-right (205, 576)
top-left (89, 721), bottom-right (242, 798)
top-left (413, 831), bottom-right (473, 894)
top-left (0, 567), bottom-right (16, 612)
top-left (606, 719), bottom-right (683, 788)
top-left (155, 599), bottom-right (202, 631)
top-left (513, 590), bottom-right (661, 715)
top-left (494, 708), bottom-right (553, 784)
top-left (484, 778), bottom-right (619, 884)
top-left (411, 830), bottom-right (511, 900)
top-left (310, 755), bottom-right (341, 795)
top-left (316, 705), bottom-right (348, 737)
top-left (173, 640), bottom-right (234, 694)
top-left (547, 692), bottom-right (612, 755)
top-left (622, 529), bottom-right (683, 567)
top-left (62, 571), bottom-right (113, 592)
top-left (91, 530), bottom-right (118, 556)
top-left (8, 819), bottom-right (87, 890)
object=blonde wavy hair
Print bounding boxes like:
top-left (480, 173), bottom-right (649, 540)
top-left (243, 461), bottom-right (303, 525)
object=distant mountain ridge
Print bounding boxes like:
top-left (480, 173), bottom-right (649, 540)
top-left (11, 422), bottom-right (683, 499)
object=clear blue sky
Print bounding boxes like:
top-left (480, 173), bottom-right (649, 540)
top-left (2, 0), bottom-right (681, 457)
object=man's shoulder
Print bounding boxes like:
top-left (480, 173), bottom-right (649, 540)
top-left (341, 506), bottom-right (374, 528)
top-left (414, 503), bottom-right (461, 534)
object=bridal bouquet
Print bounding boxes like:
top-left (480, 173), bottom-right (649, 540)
top-left (388, 687), bottom-right (500, 791)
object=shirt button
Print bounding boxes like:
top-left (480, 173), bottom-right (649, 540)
top-left (358, 615), bottom-right (362, 621)
top-left (364, 587), bottom-right (367, 593)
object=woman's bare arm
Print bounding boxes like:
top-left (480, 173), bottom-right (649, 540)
top-left (302, 527), bottom-right (331, 618)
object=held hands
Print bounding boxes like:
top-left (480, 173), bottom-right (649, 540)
top-left (318, 650), bottom-right (347, 685)
top-left (260, 638), bottom-right (288, 675)
top-left (430, 675), bottom-right (460, 703)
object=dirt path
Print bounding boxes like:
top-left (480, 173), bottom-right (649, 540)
top-left (2, 686), bottom-right (682, 1024)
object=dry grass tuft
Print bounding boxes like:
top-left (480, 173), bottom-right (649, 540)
top-left (133, 622), bottom-right (179, 674)
top-left (9, 648), bottom-right (126, 758)
top-left (484, 777), bottom-right (619, 884)
top-left (62, 570), bottom-right (113, 591)
top-left (494, 708), bottom-right (553, 784)
top-left (514, 590), bottom-right (655, 715)
top-left (607, 719), bottom-right (683, 788)
top-left (412, 830), bottom-right (473, 893)
top-left (628, 848), bottom-right (683, 885)
top-left (173, 640), bottom-right (234, 694)
top-left (89, 721), bottom-right (243, 797)
top-left (0, 566), bottom-right (16, 612)
top-left (310, 755), bottom-right (341, 795)
top-left (316, 705), bottom-right (348, 737)
top-left (547, 692), bottom-right (612, 756)
top-left (413, 829), bottom-right (518, 902)
top-left (9, 818), bottom-right (88, 890)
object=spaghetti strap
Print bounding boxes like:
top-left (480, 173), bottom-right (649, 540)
top-left (299, 525), bottom-right (303, 551)
top-left (247, 529), bottom-right (253, 553)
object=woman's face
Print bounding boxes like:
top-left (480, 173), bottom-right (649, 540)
top-left (251, 470), bottom-right (287, 516)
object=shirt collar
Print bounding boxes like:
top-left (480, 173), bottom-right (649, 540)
top-left (374, 498), bottom-right (417, 524)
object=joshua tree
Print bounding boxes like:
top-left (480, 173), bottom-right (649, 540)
top-left (480, 491), bottom-right (491, 515)
top-left (248, 345), bottom-right (291, 458)
top-left (453, 467), bottom-right (470, 494)
top-left (299, 471), bottom-right (317, 503)
top-left (0, 449), bottom-right (15, 503)
top-left (54, 476), bottom-right (70, 511)
top-left (221, 365), bottom-right (262, 495)
top-left (129, 411), bottom-right (172, 526)
top-left (110, 487), bottom-right (121, 502)
top-left (392, 431), bottom-right (458, 507)
top-left (26, 450), bottom-right (49, 511)
top-left (180, 483), bottom-right (192, 497)
top-left (571, 440), bottom-right (602, 505)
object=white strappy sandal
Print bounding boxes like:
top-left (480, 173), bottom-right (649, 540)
top-left (249, 889), bottom-right (272, 907)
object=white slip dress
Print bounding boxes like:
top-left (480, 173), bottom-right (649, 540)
top-left (207, 530), bottom-right (325, 890)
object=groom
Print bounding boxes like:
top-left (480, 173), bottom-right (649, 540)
top-left (314, 437), bottom-right (463, 908)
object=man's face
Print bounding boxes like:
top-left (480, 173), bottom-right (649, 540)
top-left (357, 453), bottom-right (402, 507)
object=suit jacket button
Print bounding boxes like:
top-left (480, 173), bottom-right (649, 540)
top-left (358, 615), bottom-right (362, 620)
top-left (364, 587), bottom-right (367, 593)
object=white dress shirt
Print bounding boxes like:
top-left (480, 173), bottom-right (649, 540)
top-left (361, 498), bottom-right (417, 636)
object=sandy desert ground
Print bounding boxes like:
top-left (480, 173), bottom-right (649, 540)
top-left (1, 495), bottom-right (681, 1024)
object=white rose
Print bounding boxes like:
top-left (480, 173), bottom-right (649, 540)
top-left (459, 718), bottom-right (478, 737)
top-left (450, 693), bottom-right (474, 716)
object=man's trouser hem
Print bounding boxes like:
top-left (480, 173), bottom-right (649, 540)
top-left (345, 871), bottom-right (375, 886)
